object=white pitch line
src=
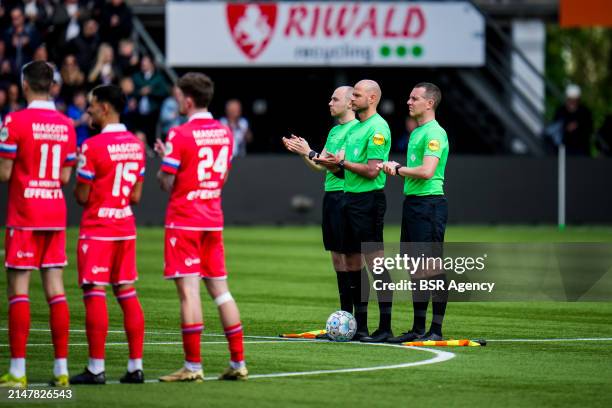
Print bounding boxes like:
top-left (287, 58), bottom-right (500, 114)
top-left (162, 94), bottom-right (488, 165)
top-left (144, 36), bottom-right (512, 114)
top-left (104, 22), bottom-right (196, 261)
top-left (0, 340), bottom-right (305, 347)
top-left (4, 327), bottom-right (612, 343)
top-left (27, 342), bottom-right (454, 386)
top-left (487, 337), bottom-right (612, 342)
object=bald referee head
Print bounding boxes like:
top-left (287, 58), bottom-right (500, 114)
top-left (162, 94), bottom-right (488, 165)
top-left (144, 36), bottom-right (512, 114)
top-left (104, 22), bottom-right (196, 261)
top-left (351, 79), bottom-right (382, 119)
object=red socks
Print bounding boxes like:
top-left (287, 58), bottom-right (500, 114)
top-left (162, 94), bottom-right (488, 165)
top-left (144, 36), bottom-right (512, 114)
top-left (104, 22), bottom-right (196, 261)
top-left (83, 289), bottom-right (108, 359)
top-left (224, 323), bottom-right (244, 363)
top-left (115, 288), bottom-right (145, 359)
top-left (8, 295), bottom-right (30, 358)
top-left (9, 294), bottom-right (69, 361)
top-left (181, 323), bottom-right (204, 363)
top-left (48, 294), bottom-right (69, 359)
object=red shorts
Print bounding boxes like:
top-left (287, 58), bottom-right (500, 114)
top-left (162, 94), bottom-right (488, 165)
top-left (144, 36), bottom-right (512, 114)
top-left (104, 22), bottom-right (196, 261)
top-left (4, 228), bottom-right (67, 270)
top-left (164, 229), bottom-right (227, 280)
top-left (77, 238), bottom-right (138, 286)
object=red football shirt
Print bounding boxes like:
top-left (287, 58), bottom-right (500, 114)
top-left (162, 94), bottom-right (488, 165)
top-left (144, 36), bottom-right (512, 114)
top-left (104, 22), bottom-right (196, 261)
top-left (0, 100), bottom-right (77, 229)
top-left (76, 124), bottom-right (145, 239)
top-left (161, 112), bottom-right (233, 230)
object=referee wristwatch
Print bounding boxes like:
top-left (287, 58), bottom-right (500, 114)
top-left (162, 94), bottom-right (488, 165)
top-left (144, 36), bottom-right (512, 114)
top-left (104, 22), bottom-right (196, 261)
top-left (395, 164), bottom-right (404, 176)
top-left (337, 160), bottom-right (345, 169)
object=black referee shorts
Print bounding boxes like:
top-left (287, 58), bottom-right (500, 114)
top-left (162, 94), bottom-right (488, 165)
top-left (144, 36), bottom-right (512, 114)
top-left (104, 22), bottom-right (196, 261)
top-left (400, 195), bottom-right (448, 243)
top-left (322, 191), bottom-right (345, 252)
top-left (343, 190), bottom-right (386, 254)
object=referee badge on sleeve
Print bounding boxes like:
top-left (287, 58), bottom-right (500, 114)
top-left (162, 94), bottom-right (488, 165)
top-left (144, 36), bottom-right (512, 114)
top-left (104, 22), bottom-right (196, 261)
top-left (428, 140), bottom-right (441, 151)
top-left (373, 134), bottom-right (385, 146)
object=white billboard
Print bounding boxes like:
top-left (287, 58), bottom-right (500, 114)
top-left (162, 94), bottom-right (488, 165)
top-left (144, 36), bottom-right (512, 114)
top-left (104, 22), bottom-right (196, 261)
top-left (167, 1), bottom-right (485, 67)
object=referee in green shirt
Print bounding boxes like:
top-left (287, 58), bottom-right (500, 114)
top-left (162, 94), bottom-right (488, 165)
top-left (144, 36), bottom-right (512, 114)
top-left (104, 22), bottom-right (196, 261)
top-left (316, 79), bottom-right (394, 343)
top-left (380, 82), bottom-right (450, 342)
top-left (282, 86), bottom-right (359, 314)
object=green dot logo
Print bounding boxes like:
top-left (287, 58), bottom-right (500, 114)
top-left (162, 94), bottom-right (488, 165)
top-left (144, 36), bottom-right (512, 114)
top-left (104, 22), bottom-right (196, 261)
top-left (380, 45), bottom-right (391, 57)
top-left (412, 45), bottom-right (424, 57)
top-left (396, 45), bottom-right (407, 57)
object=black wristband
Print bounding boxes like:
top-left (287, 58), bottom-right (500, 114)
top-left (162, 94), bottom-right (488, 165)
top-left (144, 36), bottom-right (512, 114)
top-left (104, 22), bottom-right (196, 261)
top-left (308, 150), bottom-right (319, 160)
top-left (338, 159), bottom-right (345, 169)
top-left (395, 164), bottom-right (404, 176)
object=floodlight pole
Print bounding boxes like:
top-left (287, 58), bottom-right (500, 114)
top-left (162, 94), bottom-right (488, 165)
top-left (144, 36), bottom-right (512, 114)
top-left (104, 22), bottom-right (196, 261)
top-left (558, 144), bottom-right (566, 230)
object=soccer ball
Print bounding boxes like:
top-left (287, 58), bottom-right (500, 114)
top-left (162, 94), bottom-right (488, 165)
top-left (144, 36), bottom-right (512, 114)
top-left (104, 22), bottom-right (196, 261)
top-left (325, 311), bottom-right (357, 342)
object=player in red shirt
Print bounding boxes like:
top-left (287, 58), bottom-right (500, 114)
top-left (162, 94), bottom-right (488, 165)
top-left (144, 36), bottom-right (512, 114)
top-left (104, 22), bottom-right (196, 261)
top-left (0, 61), bottom-right (76, 388)
top-left (155, 73), bottom-right (247, 381)
top-left (69, 85), bottom-right (146, 385)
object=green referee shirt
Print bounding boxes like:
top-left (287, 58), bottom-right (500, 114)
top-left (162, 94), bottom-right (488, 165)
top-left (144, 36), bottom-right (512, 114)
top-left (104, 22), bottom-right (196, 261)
top-left (323, 119), bottom-right (359, 192)
top-left (344, 113), bottom-right (391, 193)
top-left (404, 119), bottom-right (449, 196)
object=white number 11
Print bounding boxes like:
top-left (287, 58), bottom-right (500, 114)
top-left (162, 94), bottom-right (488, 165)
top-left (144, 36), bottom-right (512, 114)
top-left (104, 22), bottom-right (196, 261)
top-left (39, 143), bottom-right (62, 179)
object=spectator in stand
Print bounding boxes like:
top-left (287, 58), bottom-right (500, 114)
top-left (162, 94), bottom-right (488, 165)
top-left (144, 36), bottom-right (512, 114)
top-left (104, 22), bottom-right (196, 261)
top-left (87, 42), bottom-right (119, 87)
top-left (67, 89), bottom-right (90, 147)
top-left (0, 59), bottom-right (16, 90)
top-left (119, 76), bottom-right (138, 132)
top-left (50, 71), bottom-right (66, 112)
top-left (32, 42), bottom-right (48, 61)
top-left (220, 99), bottom-right (253, 159)
top-left (99, 0), bottom-right (133, 50)
top-left (67, 18), bottom-right (100, 74)
top-left (553, 84), bottom-right (593, 156)
top-left (117, 38), bottom-right (140, 77)
top-left (47, 0), bottom-right (87, 62)
top-left (6, 82), bottom-right (23, 113)
top-left (0, 40), bottom-right (17, 89)
top-left (159, 85), bottom-right (186, 138)
top-left (132, 55), bottom-right (167, 147)
top-left (23, 0), bottom-right (51, 35)
top-left (0, 87), bottom-right (8, 123)
top-left (60, 54), bottom-right (85, 102)
top-left (4, 7), bottom-right (41, 68)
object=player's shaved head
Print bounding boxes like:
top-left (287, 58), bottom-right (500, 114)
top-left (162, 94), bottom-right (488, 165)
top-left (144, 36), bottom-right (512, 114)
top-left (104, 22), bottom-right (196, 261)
top-left (335, 86), bottom-right (354, 102)
top-left (355, 79), bottom-right (382, 102)
top-left (329, 86), bottom-right (355, 119)
top-left (351, 79), bottom-right (382, 114)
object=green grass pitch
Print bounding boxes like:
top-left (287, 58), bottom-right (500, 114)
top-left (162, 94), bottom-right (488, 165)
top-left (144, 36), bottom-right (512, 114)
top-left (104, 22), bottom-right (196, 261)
top-left (1, 225), bottom-right (612, 407)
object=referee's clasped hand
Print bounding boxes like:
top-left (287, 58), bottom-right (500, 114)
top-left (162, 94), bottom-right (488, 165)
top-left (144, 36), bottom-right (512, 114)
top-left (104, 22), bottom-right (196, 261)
top-left (313, 152), bottom-right (339, 167)
top-left (380, 161), bottom-right (401, 176)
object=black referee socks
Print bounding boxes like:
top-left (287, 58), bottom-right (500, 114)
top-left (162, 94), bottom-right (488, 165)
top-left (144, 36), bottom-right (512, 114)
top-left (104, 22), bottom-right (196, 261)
top-left (335, 271), bottom-right (353, 314)
top-left (375, 268), bottom-right (393, 332)
top-left (349, 269), bottom-right (369, 333)
top-left (430, 274), bottom-right (449, 336)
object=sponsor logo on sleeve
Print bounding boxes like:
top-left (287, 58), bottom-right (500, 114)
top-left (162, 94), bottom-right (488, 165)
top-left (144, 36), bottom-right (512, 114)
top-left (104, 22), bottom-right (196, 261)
top-left (0, 126), bottom-right (8, 141)
top-left (428, 139), bottom-right (440, 151)
top-left (373, 134), bottom-right (385, 146)
top-left (77, 154), bottom-right (86, 170)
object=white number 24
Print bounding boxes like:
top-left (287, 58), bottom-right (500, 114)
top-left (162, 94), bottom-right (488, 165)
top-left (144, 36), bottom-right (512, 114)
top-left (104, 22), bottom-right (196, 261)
top-left (197, 146), bottom-right (228, 181)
